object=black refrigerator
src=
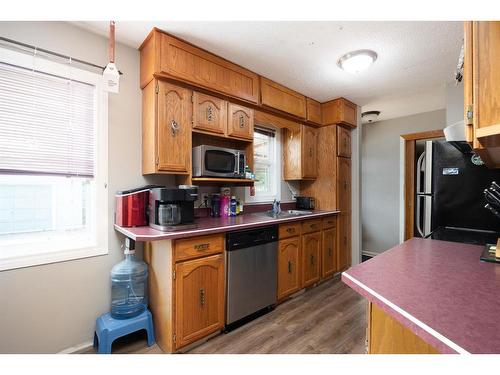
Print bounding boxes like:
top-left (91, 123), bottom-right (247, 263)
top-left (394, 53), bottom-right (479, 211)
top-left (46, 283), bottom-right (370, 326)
top-left (415, 140), bottom-right (500, 245)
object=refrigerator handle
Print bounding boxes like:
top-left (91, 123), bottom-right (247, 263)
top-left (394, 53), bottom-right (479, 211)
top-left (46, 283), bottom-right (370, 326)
top-left (416, 151), bottom-right (426, 194)
top-left (416, 195), bottom-right (425, 237)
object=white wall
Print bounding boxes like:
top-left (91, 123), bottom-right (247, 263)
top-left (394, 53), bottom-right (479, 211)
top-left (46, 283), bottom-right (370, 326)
top-left (0, 21), bottom-right (175, 353)
top-left (361, 109), bottom-right (446, 255)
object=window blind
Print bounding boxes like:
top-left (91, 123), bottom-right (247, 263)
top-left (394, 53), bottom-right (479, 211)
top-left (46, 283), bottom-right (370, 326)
top-left (254, 125), bottom-right (276, 138)
top-left (0, 61), bottom-right (95, 177)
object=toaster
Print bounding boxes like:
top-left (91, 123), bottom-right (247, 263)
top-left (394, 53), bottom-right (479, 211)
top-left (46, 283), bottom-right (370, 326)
top-left (296, 196), bottom-right (315, 210)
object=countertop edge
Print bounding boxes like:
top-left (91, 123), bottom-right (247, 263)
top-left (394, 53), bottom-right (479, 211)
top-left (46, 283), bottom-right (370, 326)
top-left (114, 210), bottom-right (340, 241)
top-left (341, 271), bottom-right (469, 355)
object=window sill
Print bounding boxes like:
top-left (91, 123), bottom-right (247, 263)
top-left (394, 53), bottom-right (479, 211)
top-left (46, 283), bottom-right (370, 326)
top-left (0, 243), bottom-right (108, 271)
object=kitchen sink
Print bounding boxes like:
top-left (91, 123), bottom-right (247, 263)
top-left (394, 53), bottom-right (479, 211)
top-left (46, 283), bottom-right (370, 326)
top-left (254, 210), bottom-right (313, 218)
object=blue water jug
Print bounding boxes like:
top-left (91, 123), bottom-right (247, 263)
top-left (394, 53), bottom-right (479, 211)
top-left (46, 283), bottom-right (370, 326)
top-left (110, 242), bottom-right (148, 319)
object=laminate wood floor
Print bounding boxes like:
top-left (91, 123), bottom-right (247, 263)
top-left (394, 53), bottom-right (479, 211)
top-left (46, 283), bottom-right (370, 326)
top-left (86, 278), bottom-right (366, 354)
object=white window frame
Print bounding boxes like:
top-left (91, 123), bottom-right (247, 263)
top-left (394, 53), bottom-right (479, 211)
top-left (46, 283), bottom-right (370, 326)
top-left (245, 126), bottom-right (281, 204)
top-left (0, 47), bottom-right (108, 271)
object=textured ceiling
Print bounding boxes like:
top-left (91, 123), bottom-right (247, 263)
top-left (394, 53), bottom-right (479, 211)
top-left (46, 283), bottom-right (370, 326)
top-left (74, 21), bottom-right (463, 114)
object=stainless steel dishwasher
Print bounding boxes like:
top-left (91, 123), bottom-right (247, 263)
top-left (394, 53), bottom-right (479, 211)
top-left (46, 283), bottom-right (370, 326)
top-left (225, 225), bottom-right (278, 330)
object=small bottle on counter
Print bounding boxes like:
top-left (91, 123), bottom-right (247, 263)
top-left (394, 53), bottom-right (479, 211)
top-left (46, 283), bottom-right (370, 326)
top-left (236, 199), bottom-right (240, 215)
top-left (230, 196), bottom-right (237, 217)
top-left (239, 200), bottom-right (244, 215)
top-left (210, 194), bottom-right (221, 217)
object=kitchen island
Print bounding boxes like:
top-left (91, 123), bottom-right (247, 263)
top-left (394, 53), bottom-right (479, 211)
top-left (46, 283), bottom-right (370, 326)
top-left (342, 237), bottom-right (500, 354)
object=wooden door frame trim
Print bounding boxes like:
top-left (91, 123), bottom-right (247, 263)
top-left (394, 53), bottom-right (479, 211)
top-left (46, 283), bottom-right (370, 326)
top-left (401, 129), bottom-right (444, 241)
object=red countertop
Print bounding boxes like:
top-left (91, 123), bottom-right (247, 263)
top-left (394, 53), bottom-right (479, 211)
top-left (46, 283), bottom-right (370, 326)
top-left (114, 210), bottom-right (339, 241)
top-left (342, 237), bottom-right (500, 354)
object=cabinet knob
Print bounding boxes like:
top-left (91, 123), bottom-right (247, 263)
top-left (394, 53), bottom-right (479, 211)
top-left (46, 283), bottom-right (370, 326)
top-left (288, 260), bottom-right (292, 274)
top-left (171, 120), bottom-right (180, 135)
top-left (309, 147), bottom-right (313, 157)
top-left (328, 248), bottom-right (332, 257)
top-left (310, 254), bottom-right (314, 265)
top-left (199, 288), bottom-right (205, 307)
top-left (206, 105), bottom-right (214, 122)
top-left (286, 228), bottom-right (294, 233)
top-left (239, 115), bottom-right (245, 128)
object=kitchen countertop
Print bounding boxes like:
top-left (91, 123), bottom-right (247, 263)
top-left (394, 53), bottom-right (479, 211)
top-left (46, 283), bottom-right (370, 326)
top-left (114, 209), bottom-right (339, 241)
top-left (342, 237), bottom-right (500, 354)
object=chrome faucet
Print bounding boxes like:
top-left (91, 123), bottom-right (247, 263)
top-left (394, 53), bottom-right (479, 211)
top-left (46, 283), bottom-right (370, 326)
top-left (272, 199), bottom-right (281, 216)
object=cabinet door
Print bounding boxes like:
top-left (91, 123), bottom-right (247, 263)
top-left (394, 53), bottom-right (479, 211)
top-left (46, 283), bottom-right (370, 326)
top-left (192, 92), bottom-right (227, 135)
top-left (337, 156), bottom-right (351, 213)
top-left (260, 77), bottom-right (307, 118)
top-left (227, 103), bottom-right (254, 140)
top-left (283, 125), bottom-right (302, 180)
top-left (302, 232), bottom-right (321, 287)
top-left (301, 125), bottom-right (318, 179)
top-left (157, 81), bottom-right (191, 173)
top-left (174, 254), bottom-right (225, 349)
top-left (277, 237), bottom-right (301, 300)
top-left (471, 22), bottom-right (500, 162)
top-left (337, 126), bottom-right (351, 158)
top-left (321, 227), bottom-right (336, 279)
top-left (337, 213), bottom-right (351, 271)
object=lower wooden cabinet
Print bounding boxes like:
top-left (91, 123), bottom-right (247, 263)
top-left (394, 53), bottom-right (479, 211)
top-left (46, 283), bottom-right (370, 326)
top-left (337, 213), bottom-right (351, 271)
top-left (321, 227), bottom-right (336, 279)
top-left (174, 253), bottom-right (225, 349)
top-left (302, 231), bottom-right (321, 287)
top-left (277, 237), bottom-right (302, 300)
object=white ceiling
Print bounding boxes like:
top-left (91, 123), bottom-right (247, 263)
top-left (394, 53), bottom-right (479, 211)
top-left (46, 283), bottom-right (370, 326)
top-left (74, 21), bottom-right (463, 120)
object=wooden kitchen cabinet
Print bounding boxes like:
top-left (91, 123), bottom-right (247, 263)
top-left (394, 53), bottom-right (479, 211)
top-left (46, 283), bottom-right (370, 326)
top-left (337, 156), bottom-right (352, 213)
top-left (283, 124), bottom-right (318, 180)
top-left (306, 97), bottom-right (322, 125)
top-left (337, 126), bottom-right (352, 158)
top-left (142, 80), bottom-right (192, 175)
top-left (464, 21), bottom-right (500, 167)
top-left (322, 98), bottom-right (357, 128)
top-left (302, 231), bottom-right (321, 287)
top-left (337, 213), bottom-right (351, 271)
top-left (260, 77), bottom-right (307, 118)
top-left (174, 253), bottom-right (225, 350)
top-left (321, 227), bottom-right (336, 279)
top-left (140, 29), bottom-right (259, 103)
top-left (227, 103), bottom-right (254, 140)
top-left (277, 237), bottom-right (302, 300)
top-left (192, 91), bottom-right (227, 135)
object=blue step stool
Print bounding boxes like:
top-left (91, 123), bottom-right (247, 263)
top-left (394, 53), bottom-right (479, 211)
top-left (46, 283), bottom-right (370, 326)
top-left (93, 309), bottom-right (155, 354)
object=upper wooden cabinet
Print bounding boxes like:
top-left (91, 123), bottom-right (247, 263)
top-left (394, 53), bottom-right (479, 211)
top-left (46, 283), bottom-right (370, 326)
top-left (464, 21), bottom-right (500, 167)
top-left (192, 92), bottom-right (227, 135)
top-left (227, 103), bottom-right (254, 140)
top-left (306, 98), bottom-right (322, 125)
top-left (260, 77), bottom-right (307, 118)
top-left (140, 29), bottom-right (260, 103)
top-left (142, 80), bottom-right (192, 175)
top-left (322, 98), bottom-right (357, 128)
top-left (337, 125), bottom-right (352, 158)
top-left (283, 124), bottom-right (318, 180)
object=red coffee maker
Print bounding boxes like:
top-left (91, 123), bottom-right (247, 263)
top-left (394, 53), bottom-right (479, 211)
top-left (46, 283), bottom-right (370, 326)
top-left (115, 186), bottom-right (159, 227)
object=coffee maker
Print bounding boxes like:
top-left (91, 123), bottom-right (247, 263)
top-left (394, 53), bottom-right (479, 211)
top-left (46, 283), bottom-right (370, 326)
top-left (149, 186), bottom-right (198, 231)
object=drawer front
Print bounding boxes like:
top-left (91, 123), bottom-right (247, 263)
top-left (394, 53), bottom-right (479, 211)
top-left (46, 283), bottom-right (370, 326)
top-left (174, 234), bottom-right (224, 262)
top-left (322, 216), bottom-right (337, 229)
top-left (279, 222), bottom-right (302, 239)
top-left (302, 219), bottom-right (322, 234)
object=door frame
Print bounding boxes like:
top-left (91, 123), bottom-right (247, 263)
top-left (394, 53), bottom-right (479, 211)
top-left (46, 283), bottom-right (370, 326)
top-left (400, 130), bottom-right (444, 241)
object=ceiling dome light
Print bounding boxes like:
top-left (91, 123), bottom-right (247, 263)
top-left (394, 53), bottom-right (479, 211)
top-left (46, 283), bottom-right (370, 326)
top-left (361, 110), bottom-right (381, 124)
top-left (338, 49), bottom-right (378, 74)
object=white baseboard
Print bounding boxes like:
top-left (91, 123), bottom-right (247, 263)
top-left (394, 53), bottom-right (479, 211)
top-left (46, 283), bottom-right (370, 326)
top-left (362, 251), bottom-right (379, 258)
top-left (58, 340), bottom-right (93, 354)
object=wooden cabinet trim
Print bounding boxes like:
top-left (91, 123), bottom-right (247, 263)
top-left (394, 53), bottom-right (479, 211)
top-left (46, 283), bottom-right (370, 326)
top-left (306, 97), bottom-right (322, 124)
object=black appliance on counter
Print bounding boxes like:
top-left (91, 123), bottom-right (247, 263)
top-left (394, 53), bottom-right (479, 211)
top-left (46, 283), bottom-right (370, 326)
top-left (295, 196), bottom-right (315, 210)
top-left (415, 140), bottom-right (500, 245)
top-left (149, 186), bottom-right (198, 231)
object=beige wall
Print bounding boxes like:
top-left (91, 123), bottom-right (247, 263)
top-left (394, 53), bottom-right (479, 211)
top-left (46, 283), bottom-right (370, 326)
top-left (361, 109), bottom-right (446, 255)
top-left (0, 21), bottom-right (174, 353)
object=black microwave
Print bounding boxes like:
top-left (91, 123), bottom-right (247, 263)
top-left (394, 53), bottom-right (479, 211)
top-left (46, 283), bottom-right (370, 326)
top-left (192, 145), bottom-right (246, 178)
